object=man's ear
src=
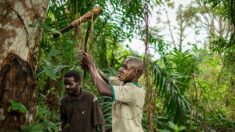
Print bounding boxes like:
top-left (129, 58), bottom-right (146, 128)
top-left (136, 69), bottom-right (143, 77)
top-left (133, 68), bottom-right (139, 77)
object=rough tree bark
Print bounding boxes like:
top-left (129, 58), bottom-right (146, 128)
top-left (0, 0), bottom-right (49, 131)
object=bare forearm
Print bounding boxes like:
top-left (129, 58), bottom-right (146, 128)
top-left (88, 64), bottom-right (112, 96)
top-left (98, 70), bottom-right (109, 83)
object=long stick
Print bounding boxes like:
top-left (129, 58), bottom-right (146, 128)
top-left (83, 22), bottom-right (92, 83)
top-left (84, 22), bottom-right (92, 52)
top-left (53, 7), bottom-right (102, 38)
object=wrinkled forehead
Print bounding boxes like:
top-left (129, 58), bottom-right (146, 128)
top-left (123, 59), bottom-right (133, 65)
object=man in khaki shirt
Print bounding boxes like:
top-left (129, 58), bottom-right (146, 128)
top-left (82, 52), bottom-right (145, 132)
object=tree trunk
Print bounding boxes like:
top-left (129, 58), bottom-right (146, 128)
top-left (0, 0), bottom-right (49, 131)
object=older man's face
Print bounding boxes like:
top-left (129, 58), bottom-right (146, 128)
top-left (118, 60), bottom-right (138, 82)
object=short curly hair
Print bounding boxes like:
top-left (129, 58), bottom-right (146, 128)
top-left (64, 70), bottom-right (81, 82)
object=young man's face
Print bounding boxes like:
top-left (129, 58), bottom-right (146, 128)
top-left (118, 60), bottom-right (138, 82)
top-left (64, 77), bottom-right (80, 95)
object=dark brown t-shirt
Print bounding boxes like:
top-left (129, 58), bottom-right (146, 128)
top-left (60, 89), bottom-right (105, 132)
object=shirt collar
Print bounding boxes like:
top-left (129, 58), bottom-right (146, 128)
top-left (131, 81), bottom-right (141, 87)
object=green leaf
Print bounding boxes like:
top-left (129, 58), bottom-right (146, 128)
top-left (21, 123), bottom-right (43, 132)
top-left (8, 100), bottom-right (28, 113)
top-left (45, 69), bottom-right (57, 80)
top-left (168, 121), bottom-right (178, 130)
top-left (41, 120), bottom-right (57, 130)
top-left (48, 48), bottom-right (60, 60)
top-left (178, 126), bottom-right (186, 131)
top-left (160, 129), bottom-right (171, 132)
top-left (28, 23), bottom-right (38, 28)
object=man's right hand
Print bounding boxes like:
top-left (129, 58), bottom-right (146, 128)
top-left (81, 51), bottom-right (93, 68)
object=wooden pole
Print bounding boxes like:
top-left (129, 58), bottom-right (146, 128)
top-left (53, 6), bottom-right (102, 38)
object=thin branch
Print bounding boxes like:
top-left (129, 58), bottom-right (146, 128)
top-left (162, 4), bottom-right (177, 48)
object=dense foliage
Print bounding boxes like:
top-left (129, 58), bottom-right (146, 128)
top-left (19, 0), bottom-right (235, 131)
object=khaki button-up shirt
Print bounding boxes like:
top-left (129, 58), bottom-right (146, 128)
top-left (110, 78), bottom-right (145, 132)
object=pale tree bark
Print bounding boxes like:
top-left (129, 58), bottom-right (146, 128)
top-left (0, 0), bottom-right (49, 131)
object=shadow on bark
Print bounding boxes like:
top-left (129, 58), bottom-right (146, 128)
top-left (0, 53), bottom-right (35, 131)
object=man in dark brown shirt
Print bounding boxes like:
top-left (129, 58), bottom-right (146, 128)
top-left (59, 70), bottom-right (105, 132)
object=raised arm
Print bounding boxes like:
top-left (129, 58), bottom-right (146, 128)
top-left (98, 70), bottom-right (109, 83)
top-left (82, 52), bottom-right (112, 96)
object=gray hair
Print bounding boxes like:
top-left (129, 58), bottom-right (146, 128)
top-left (125, 56), bottom-right (144, 73)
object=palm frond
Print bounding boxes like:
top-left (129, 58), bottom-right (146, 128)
top-left (98, 96), bottom-right (113, 131)
top-left (152, 62), bottom-right (191, 120)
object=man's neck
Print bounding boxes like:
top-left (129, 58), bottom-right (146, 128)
top-left (70, 88), bottom-right (82, 97)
